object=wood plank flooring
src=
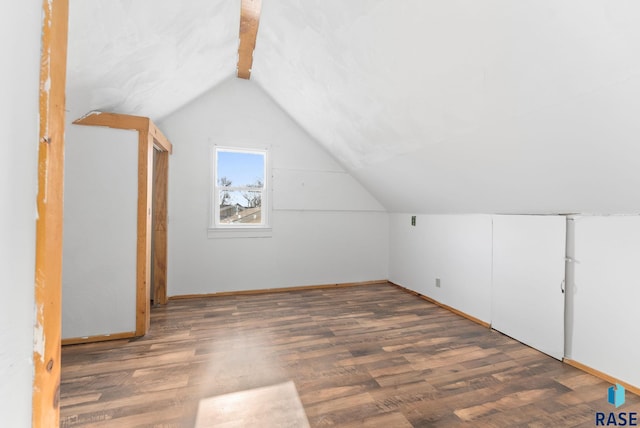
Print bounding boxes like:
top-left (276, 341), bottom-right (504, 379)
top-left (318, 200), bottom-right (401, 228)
top-left (61, 283), bottom-right (639, 427)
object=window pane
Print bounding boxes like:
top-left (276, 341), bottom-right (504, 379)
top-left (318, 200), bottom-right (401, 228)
top-left (219, 190), bottom-right (262, 224)
top-left (217, 151), bottom-right (264, 188)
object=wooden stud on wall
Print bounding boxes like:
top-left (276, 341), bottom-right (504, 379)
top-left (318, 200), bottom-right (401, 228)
top-left (33, 0), bottom-right (69, 426)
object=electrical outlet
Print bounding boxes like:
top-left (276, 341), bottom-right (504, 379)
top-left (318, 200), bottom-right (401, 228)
top-left (435, 278), bottom-right (441, 288)
top-left (411, 215), bottom-right (416, 226)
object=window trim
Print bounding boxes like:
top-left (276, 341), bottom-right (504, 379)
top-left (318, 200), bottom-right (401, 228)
top-left (209, 145), bottom-right (271, 239)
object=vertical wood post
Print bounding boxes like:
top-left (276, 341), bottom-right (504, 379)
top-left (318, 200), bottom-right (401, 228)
top-left (153, 150), bottom-right (169, 305)
top-left (135, 130), bottom-right (153, 335)
top-left (33, 0), bottom-right (68, 426)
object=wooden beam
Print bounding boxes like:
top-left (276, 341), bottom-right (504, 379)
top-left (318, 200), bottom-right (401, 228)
top-left (73, 111), bottom-right (148, 131)
top-left (149, 122), bottom-right (172, 154)
top-left (135, 132), bottom-right (154, 335)
top-left (153, 150), bottom-right (169, 305)
top-left (73, 111), bottom-right (172, 153)
top-left (33, 0), bottom-right (69, 426)
top-left (237, 0), bottom-right (262, 79)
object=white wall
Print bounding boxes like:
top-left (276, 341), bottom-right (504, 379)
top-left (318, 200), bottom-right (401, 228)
top-left (0, 1), bottom-right (41, 425)
top-left (160, 78), bottom-right (388, 295)
top-left (389, 214), bottom-right (492, 323)
top-left (62, 125), bottom-right (138, 338)
top-left (569, 216), bottom-right (640, 388)
top-left (390, 213), bottom-right (640, 388)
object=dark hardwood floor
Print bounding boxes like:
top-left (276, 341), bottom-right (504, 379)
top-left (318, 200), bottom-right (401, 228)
top-left (61, 283), bottom-right (639, 427)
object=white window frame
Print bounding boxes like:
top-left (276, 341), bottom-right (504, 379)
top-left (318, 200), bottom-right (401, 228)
top-left (208, 146), bottom-right (271, 239)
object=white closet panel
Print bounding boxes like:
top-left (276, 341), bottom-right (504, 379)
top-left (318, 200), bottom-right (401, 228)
top-left (62, 126), bottom-right (138, 339)
top-left (492, 215), bottom-right (566, 360)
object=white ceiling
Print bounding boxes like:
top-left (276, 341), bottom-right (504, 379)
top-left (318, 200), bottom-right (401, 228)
top-left (66, 0), bottom-right (239, 119)
top-left (67, 1), bottom-right (640, 214)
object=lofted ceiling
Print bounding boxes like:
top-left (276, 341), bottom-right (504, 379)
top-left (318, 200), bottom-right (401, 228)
top-left (67, 1), bottom-right (640, 214)
top-left (66, 0), bottom-right (240, 119)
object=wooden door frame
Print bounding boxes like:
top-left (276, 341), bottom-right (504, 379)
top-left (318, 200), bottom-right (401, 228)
top-left (153, 148), bottom-right (169, 305)
top-left (73, 112), bottom-right (172, 335)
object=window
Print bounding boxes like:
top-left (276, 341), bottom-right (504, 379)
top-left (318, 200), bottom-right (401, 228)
top-left (211, 147), bottom-right (270, 237)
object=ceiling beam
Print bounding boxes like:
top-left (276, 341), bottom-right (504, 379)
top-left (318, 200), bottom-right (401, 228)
top-left (237, 0), bottom-right (262, 79)
top-left (73, 111), bottom-right (173, 153)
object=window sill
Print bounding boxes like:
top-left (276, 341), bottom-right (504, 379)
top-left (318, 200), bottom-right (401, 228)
top-left (207, 227), bottom-right (272, 239)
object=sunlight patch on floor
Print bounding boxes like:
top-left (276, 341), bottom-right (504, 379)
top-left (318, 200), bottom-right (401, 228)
top-left (195, 381), bottom-right (310, 428)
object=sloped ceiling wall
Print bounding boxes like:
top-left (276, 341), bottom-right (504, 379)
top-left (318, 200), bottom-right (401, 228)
top-left (66, 0), bottom-right (239, 118)
top-left (66, 0), bottom-right (640, 214)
